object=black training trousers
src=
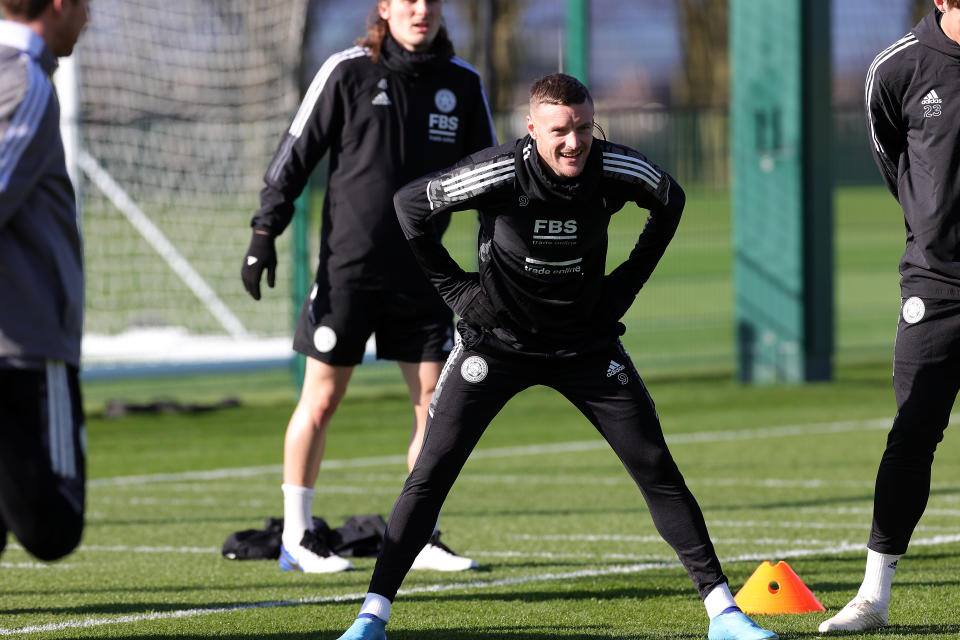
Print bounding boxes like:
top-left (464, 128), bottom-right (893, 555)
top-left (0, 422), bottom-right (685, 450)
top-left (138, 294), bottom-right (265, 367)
top-left (0, 363), bottom-right (85, 561)
top-left (368, 338), bottom-right (726, 600)
top-left (869, 297), bottom-right (960, 555)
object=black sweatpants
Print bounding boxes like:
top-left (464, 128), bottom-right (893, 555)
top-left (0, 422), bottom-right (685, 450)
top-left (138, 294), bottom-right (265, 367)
top-left (869, 297), bottom-right (960, 554)
top-left (0, 362), bottom-right (85, 561)
top-left (368, 338), bottom-right (726, 600)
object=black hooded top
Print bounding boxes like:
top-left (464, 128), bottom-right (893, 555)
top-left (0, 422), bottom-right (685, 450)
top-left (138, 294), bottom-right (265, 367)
top-left (394, 135), bottom-right (685, 357)
top-left (251, 32), bottom-right (496, 293)
top-left (866, 9), bottom-right (960, 298)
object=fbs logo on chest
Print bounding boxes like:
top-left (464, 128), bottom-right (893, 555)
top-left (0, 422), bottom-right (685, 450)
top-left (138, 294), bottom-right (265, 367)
top-left (428, 88), bottom-right (459, 143)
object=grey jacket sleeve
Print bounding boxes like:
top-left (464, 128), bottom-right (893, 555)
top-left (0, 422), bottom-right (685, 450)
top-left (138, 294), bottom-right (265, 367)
top-left (0, 51), bottom-right (53, 228)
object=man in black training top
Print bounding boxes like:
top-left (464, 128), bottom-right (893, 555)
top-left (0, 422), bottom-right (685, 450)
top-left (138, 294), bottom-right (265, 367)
top-left (334, 73), bottom-right (778, 640)
top-left (241, 0), bottom-right (495, 574)
top-left (820, 0), bottom-right (960, 632)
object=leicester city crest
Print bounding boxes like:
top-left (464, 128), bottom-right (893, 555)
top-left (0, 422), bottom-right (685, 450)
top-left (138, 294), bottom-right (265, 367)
top-left (460, 355), bottom-right (488, 383)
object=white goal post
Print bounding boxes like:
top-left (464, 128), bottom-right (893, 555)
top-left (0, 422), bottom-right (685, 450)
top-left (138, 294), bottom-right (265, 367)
top-left (66, 0), bottom-right (310, 375)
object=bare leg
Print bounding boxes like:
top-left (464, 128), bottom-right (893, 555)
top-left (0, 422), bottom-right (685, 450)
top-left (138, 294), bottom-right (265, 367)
top-left (283, 357), bottom-right (353, 486)
top-left (278, 357), bottom-right (355, 573)
top-left (397, 360), bottom-right (443, 472)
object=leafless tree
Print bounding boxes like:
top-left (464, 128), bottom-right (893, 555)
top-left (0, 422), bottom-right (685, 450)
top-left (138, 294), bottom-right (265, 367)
top-left (464, 0), bottom-right (523, 114)
top-left (675, 0), bottom-right (729, 108)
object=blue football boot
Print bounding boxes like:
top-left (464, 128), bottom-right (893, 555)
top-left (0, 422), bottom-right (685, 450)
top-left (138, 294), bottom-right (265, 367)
top-left (708, 608), bottom-right (778, 640)
top-left (336, 615), bottom-right (387, 640)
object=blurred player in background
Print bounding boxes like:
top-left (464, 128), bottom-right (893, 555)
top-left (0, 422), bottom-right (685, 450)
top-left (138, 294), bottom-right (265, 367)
top-left (820, 0), bottom-right (960, 632)
top-left (335, 73), bottom-right (778, 640)
top-left (241, 0), bottom-right (496, 573)
top-left (0, 0), bottom-right (89, 562)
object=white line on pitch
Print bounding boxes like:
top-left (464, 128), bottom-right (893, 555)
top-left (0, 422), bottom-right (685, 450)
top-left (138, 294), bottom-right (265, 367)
top-left (4, 543), bottom-right (219, 555)
top-left (708, 519), bottom-right (952, 531)
top-left (509, 533), bottom-right (842, 547)
top-left (798, 506), bottom-right (960, 518)
top-left (6, 533), bottom-right (960, 637)
top-left (88, 416), bottom-right (898, 488)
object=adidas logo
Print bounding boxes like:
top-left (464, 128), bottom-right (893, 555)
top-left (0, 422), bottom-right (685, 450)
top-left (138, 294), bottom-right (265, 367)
top-left (372, 91), bottom-right (391, 106)
top-left (606, 361), bottom-right (625, 377)
top-left (921, 89), bottom-right (942, 105)
top-left (377, 78), bottom-right (388, 90)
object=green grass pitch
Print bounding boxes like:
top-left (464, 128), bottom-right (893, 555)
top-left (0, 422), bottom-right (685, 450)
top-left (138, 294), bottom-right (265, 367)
top-left (2, 185), bottom-right (957, 639)
top-left (2, 361), bottom-right (958, 639)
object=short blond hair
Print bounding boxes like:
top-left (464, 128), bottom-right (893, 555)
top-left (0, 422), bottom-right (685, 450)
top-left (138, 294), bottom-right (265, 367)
top-left (529, 73), bottom-right (593, 108)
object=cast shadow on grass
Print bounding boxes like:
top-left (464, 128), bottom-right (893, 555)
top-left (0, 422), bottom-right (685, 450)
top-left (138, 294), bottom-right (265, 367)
top-left (385, 627), bottom-right (703, 640)
top-left (706, 492), bottom-right (876, 513)
top-left (781, 623), bottom-right (960, 639)
top-left (85, 515), bottom-right (263, 527)
top-left (2, 600), bottom-right (267, 617)
top-left (398, 584), bottom-right (693, 606)
top-left (52, 627), bottom-right (704, 640)
top-left (2, 580), bottom-right (311, 598)
top-left (8, 588), bottom-right (694, 630)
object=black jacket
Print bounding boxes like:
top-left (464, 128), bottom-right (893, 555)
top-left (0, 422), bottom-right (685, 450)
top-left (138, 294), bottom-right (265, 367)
top-left (866, 10), bottom-right (960, 298)
top-left (394, 135), bottom-right (685, 357)
top-left (251, 33), bottom-right (495, 293)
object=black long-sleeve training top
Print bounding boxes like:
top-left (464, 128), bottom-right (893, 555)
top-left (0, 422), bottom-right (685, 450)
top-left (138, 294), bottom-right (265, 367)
top-left (394, 134), bottom-right (685, 357)
top-left (866, 10), bottom-right (960, 298)
top-left (251, 32), bottom-right (495, 293)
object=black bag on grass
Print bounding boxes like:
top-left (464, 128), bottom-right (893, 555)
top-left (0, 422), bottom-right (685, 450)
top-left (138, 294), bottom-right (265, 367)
top-left (222, 515), bottom-right (387, 560)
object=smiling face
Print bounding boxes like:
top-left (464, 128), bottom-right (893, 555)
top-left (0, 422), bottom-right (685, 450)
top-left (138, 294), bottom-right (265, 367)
top-left (526, 100), bottom-right (595, 181)
top-left (378, 0), bottom-right (442, 52)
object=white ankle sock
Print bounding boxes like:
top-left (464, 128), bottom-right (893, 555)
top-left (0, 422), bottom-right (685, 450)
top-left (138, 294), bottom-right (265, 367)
top-left (856, 548), bottom-right (899, 607)
top-left (704, 583), bottom-right (738, 619)
top-left (281, 483), bottom-right (314, 550)
top-left (359, 592), bottom-right (391, 622)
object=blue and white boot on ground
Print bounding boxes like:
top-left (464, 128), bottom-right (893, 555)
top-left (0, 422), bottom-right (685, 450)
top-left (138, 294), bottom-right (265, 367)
top-left (708, 608), bottom-right (778, 640)
top-left (336, 614), bottom-right (387, 640)
top-left (278, 529), bottom-right (353, 573)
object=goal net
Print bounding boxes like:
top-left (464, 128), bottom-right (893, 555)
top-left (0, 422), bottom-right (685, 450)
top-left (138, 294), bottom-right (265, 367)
top-left (72, 0), bottom-right (309, 374)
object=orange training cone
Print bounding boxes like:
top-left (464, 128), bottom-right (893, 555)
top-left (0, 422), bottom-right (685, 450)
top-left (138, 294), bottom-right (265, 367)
top-left (733, 560), bottom-right (825, 614)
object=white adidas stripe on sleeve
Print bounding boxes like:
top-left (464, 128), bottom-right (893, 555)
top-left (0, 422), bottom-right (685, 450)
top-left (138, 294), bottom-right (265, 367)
top-left (602, 152), bottom-right (662, 190)
top-left (0, 55), bottom-right (51, 192)
top-left (864, 34), bottom-right (916, 155)
top-left (289, 47), bottom-right (367, 139)
top-left (451, 56), bottom-right (498, 145)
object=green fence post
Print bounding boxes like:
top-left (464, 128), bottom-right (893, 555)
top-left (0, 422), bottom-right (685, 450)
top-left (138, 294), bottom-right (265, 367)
top-left (730, 0), bottom-right (833, 383)
top-left (565, 0), bottom-right (589, 85)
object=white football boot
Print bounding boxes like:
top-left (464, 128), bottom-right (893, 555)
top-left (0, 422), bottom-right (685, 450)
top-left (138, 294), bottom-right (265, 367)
top-left (818, 598), bottom-right (888, 633)
top-left (410, 531), bottom-right (478, 571)
top-left (279, 529), bottom-right (354, 573)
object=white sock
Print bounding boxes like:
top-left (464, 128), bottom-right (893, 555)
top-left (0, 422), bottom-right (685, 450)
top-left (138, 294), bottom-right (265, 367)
top-left (281, 483), bottom-right (315, 550)
top-left (856, 548), bottom-right (899, 607)
top-left (359, 592), bottom-right (391, 622)
top-left (704, 582), bottom-right (738, 619)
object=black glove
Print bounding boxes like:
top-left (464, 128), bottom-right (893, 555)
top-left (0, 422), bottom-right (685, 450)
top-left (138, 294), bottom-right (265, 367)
top-left (241, 231), bottom-right (277, 300)
top-left (459, 287), bottom-right (499, 329)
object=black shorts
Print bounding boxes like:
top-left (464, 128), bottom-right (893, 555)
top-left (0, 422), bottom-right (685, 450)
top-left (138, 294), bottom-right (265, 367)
top-left (0, 361), bottom-right (85, 561)
top-left (292, 283), bottom-right (454, 366)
